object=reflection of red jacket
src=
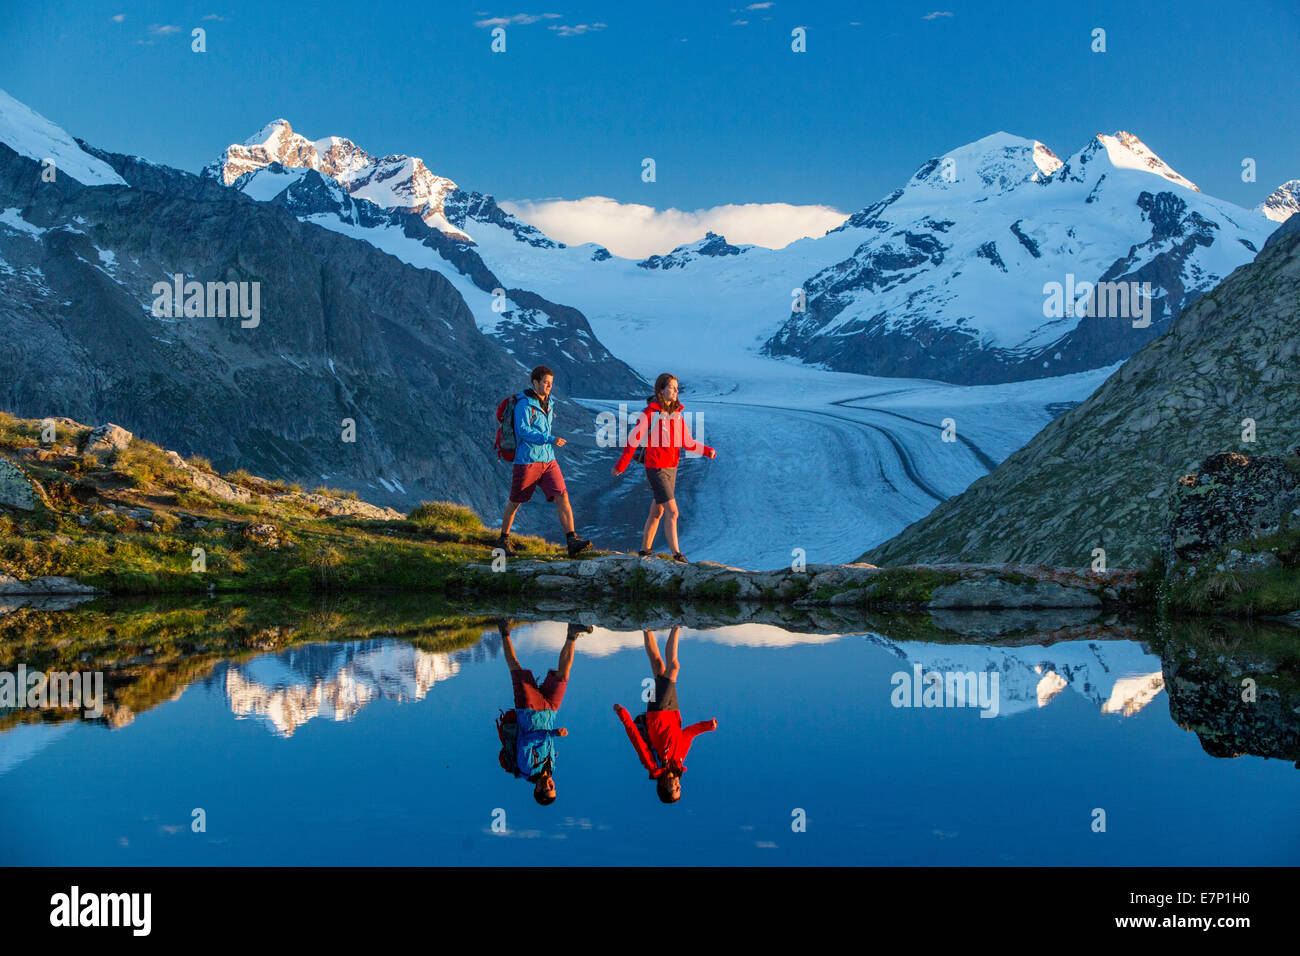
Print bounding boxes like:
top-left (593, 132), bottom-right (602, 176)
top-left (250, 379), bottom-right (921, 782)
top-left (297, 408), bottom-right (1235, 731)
top-left (615, 401), bottom-right (715, 473)
top-left (614, 704), bottom-right (716, 778)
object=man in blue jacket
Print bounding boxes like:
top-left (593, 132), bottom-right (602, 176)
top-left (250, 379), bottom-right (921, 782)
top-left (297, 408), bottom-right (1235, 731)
top-left (497, 365), bottom-right (593, 558)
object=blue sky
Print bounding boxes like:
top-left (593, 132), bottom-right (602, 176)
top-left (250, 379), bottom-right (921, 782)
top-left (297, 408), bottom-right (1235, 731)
top-left (3, 0), bottom-right (1296, 218)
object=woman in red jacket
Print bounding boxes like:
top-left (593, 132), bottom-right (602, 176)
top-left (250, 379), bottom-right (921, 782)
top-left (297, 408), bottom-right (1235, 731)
top-left (613, 627), bottom-right (718, 803)
top-left (611, 373), bottom-right (717, 562)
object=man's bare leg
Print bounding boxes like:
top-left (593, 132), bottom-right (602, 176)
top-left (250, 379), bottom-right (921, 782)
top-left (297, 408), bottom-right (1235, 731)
top-left (557, 630), bottom-right (578, 680)
top-left (501, 500), bottom-right (522, 536)
top-left (501, 630), bottom-right (522, 673)
top-left (554, 493), bottom-right (576, 535)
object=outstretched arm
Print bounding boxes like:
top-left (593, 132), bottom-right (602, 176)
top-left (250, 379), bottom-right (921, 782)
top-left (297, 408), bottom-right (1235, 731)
top-left (679, 718), bottom-right (718, 760)
top-left (680, 419), bottom-right (715, 458)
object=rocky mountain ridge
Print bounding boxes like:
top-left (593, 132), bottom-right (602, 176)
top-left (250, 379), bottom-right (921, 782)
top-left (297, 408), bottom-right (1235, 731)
top-left (863, 221), bottom-right (1300, 568)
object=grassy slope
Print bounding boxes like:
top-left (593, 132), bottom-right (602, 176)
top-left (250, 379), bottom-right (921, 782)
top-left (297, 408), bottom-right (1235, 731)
top-left (0, 412), bottom-right (568, 594)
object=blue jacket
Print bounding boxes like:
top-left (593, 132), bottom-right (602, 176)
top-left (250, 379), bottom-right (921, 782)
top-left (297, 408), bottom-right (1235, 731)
top-left (512, 390), bottom-right (557, 464)
top-left (515, 708), bottom-right (561, 779)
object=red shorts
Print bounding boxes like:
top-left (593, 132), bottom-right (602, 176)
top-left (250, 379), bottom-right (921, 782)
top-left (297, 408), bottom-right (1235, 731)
top-left (512, 669), bottom-right (567, 710)
top-left (509, 460), bottom-right (567, 503)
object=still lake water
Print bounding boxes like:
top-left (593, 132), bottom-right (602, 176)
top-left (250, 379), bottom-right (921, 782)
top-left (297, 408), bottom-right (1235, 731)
top-left (2, 597), bottom-right (1297, 866)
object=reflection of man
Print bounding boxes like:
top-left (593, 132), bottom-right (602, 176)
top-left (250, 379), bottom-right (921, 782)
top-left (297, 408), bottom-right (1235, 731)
top-left (613, 627), bottom-right (717, 804)
top-left (497, 620), bottom-right (592, 805)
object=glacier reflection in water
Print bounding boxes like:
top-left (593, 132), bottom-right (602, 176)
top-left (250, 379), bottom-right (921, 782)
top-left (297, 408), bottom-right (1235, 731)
top-left (1, 612), bottom-right (1297, 866)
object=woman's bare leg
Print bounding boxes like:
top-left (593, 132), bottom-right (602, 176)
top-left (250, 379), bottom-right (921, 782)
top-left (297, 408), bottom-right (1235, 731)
top-left (663, 499), bottom-right (681, 554)
top-left (664, 625), bottom-right (681, 681)
top-left (643, 629), bottom-right (664, 677)
top-left (642, 502), bottom-right (664, 552)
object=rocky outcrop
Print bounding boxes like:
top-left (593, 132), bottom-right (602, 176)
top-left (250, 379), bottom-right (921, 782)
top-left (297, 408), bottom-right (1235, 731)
top-left (266, 492), bottom-right (402, 521)
top-left (1162, 449), bottom-right (1300, 568)
top-left (0, 573), bottom-right (100, 595)
top-left (161, 451), bottom-right (252, 504)
top-left (0, 458), bottom-right (39, 510)
top-left (455, 554), bottom-right (1137, 610)
top-left (81, 423), bottom-right (133, 459)
top-left (864, 225), bottom-right (1300, 568)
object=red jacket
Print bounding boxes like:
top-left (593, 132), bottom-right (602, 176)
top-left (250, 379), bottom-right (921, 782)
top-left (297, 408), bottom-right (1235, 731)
top-left (614, 704), bottom-right (717, 778)
top-left (614, 401), bottom-right (716, 473)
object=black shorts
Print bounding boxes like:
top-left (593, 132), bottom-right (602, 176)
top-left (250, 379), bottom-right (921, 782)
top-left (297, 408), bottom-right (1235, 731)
top-left (646, 466), bottom-right (677, 504)
top-left (648, 675), bottom-right (679, 712)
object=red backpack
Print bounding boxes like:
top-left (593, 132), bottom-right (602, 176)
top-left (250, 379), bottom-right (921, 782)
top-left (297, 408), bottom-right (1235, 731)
top-left (494, 394), bottom-right (521, 462)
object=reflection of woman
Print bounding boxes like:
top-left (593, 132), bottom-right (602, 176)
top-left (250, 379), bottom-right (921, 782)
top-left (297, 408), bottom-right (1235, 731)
top-left (613, 626), bottom-right (717, 803)
top-left (497, 620), bottom-right (591, 805)
top-left (611, 373), bottom-right (716, 563)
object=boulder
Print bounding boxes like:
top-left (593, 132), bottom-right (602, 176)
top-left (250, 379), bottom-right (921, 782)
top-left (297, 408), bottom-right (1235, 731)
top-left (0, 574), bottom-right (99, 595)
top-left (530, 574), bottom-right (582, 590)
top-left (188, 469), bottom-right (253, 504)
top-left (1162, 449), bottom-right (1300, 567)
top-left (82, 423), bottom-right (134, 459)
top-left (929, 576), bottom-right (1101, 609)
top-left (268, 492), bottom-right (402, 520)
top-left (0, 458), bottom-right (38, 511)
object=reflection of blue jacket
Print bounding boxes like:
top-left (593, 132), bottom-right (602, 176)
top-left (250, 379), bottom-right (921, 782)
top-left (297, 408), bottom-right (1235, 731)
top-left (516, 708), bottom-right (561, 779)
top-left (513, 391), bottom-right (556, 464)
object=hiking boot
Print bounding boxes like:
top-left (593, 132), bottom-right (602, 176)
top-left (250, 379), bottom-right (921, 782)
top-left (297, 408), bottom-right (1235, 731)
top-left (566, 534), bottom-right (592, 557)
top-left (566, 623), bottom-right (594, 640)
top-left (495, 533), bottom-right (517, 556)
top-left (671, 551), bottom-right (688, 563)
top-left (637, 549), bottom-right (653, 558)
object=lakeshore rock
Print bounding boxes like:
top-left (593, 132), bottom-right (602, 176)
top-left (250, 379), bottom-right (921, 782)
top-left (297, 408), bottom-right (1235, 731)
top-left (0, 573), bottom-right (100, 595)
top-left (459, 556), bottom-right (1137, 610)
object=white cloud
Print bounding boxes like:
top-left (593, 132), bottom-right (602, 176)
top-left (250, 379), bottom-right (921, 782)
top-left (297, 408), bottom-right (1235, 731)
top-left (473, 12), bottom-right (561, 27)
top-left (549, 22), bottom-right (605, 36)
top-left (111, 13), bottom-right (126, 22)
top-left (922, 10), bottom-right (954, 19)
top-left (746, 2), bottom-right (774, 8)
top-left (149, 23), bottom-right (181, 35)
top-left (499, 196), bottom-right (848, 258)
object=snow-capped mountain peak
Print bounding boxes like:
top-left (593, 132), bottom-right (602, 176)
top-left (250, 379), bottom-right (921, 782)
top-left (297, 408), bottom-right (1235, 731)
top-left (904, 131), bottom-right (1063, 199)
top-left (1095, 131), bottom-right (1199, 191)
top-left (205, 119), bottom-right (470, 238)
top-left (242, 117), bottom-right (293, 148)
top-left (0, 86), bottom-right (126, 187)
top-left (1257, 179), bottom-right (1300, 222)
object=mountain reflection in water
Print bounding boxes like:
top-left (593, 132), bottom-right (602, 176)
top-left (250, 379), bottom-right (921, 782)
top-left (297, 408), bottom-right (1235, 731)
top-left (1, 597), bottom-right (1297, 865)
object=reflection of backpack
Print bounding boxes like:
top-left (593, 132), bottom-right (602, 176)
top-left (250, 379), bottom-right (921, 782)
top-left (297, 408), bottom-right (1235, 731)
top-left (632, 712), bottom-right (660, 764)
top-left (496, 709), bottom-right (520, 775)
top-left (494, 395), bottom-right (521, 463)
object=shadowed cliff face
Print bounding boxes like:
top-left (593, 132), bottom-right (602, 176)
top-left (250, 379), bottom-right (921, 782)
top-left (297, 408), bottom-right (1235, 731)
top-left (864, 225), bottom-right (1300, 569)
top-left (0, 142), bottom-right (604, 518)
